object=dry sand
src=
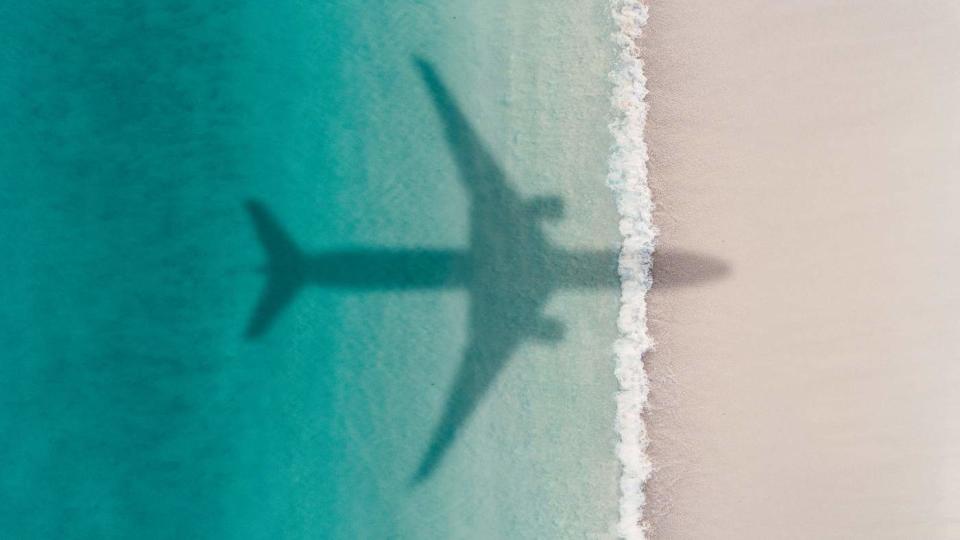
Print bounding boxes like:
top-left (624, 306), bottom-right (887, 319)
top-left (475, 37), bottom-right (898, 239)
top-left (642, 2), bottom-right (960, 538)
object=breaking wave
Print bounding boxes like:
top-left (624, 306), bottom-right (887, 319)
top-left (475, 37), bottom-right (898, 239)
top-left (607, 1), bottom-right (655, 538)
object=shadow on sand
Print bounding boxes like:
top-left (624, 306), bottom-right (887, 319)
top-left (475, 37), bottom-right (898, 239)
top-left (243, 58), bottom-right (729, 483)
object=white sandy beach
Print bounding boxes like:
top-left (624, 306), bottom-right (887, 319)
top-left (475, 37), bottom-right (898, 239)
top-left (642, 2), bottom-right (960, 537)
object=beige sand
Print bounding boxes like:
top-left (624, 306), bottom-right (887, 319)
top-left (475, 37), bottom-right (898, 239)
top-left (642, 2), bottom-right (960, 538)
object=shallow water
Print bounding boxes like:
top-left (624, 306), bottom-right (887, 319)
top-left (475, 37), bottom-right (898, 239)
top-left (0, 2), bottom-right (622, 538)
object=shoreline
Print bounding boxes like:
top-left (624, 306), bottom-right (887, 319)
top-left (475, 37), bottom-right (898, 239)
top-left (607, 1), bottom-right (655, 538)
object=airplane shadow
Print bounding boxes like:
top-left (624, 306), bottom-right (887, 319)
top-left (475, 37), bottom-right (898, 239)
top-left (243, 58), bottom-right (729, 484)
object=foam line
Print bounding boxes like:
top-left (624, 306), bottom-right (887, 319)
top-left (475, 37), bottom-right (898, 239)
top-left (607, 2), bottom-right (655, 538)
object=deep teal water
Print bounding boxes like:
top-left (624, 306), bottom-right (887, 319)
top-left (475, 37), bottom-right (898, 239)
top-left (0, 2), bottom-right (621, 538)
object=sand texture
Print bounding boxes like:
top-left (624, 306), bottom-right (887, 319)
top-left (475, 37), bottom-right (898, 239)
top-left (642, 2), bottom-right (960, 538)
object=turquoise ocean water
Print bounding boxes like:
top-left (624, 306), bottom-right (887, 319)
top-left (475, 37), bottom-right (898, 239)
top-left (0, 2), bottom-right (624, 538)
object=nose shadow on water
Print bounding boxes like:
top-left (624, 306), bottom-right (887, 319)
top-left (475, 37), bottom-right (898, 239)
top-left (242, 57), bottom-right (730, 484)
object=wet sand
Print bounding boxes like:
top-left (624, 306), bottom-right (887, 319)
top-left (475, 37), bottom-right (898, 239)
top-left (642, 2), bottom-right (960, 538)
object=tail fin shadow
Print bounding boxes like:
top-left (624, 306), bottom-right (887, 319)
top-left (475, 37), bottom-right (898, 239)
top-left (244, 200), bottom-right (307, 339)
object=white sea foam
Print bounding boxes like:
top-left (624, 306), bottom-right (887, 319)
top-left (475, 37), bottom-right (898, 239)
top-left (607, 1), bottom-right (654, 538)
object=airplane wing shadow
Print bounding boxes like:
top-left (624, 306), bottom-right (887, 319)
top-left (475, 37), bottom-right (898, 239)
top-left (411, 59), bottom-right (609, 482)
top-left (412, 334), bottom-right (521, 482)
top-left (411, 59), bottom-right (556, 482)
